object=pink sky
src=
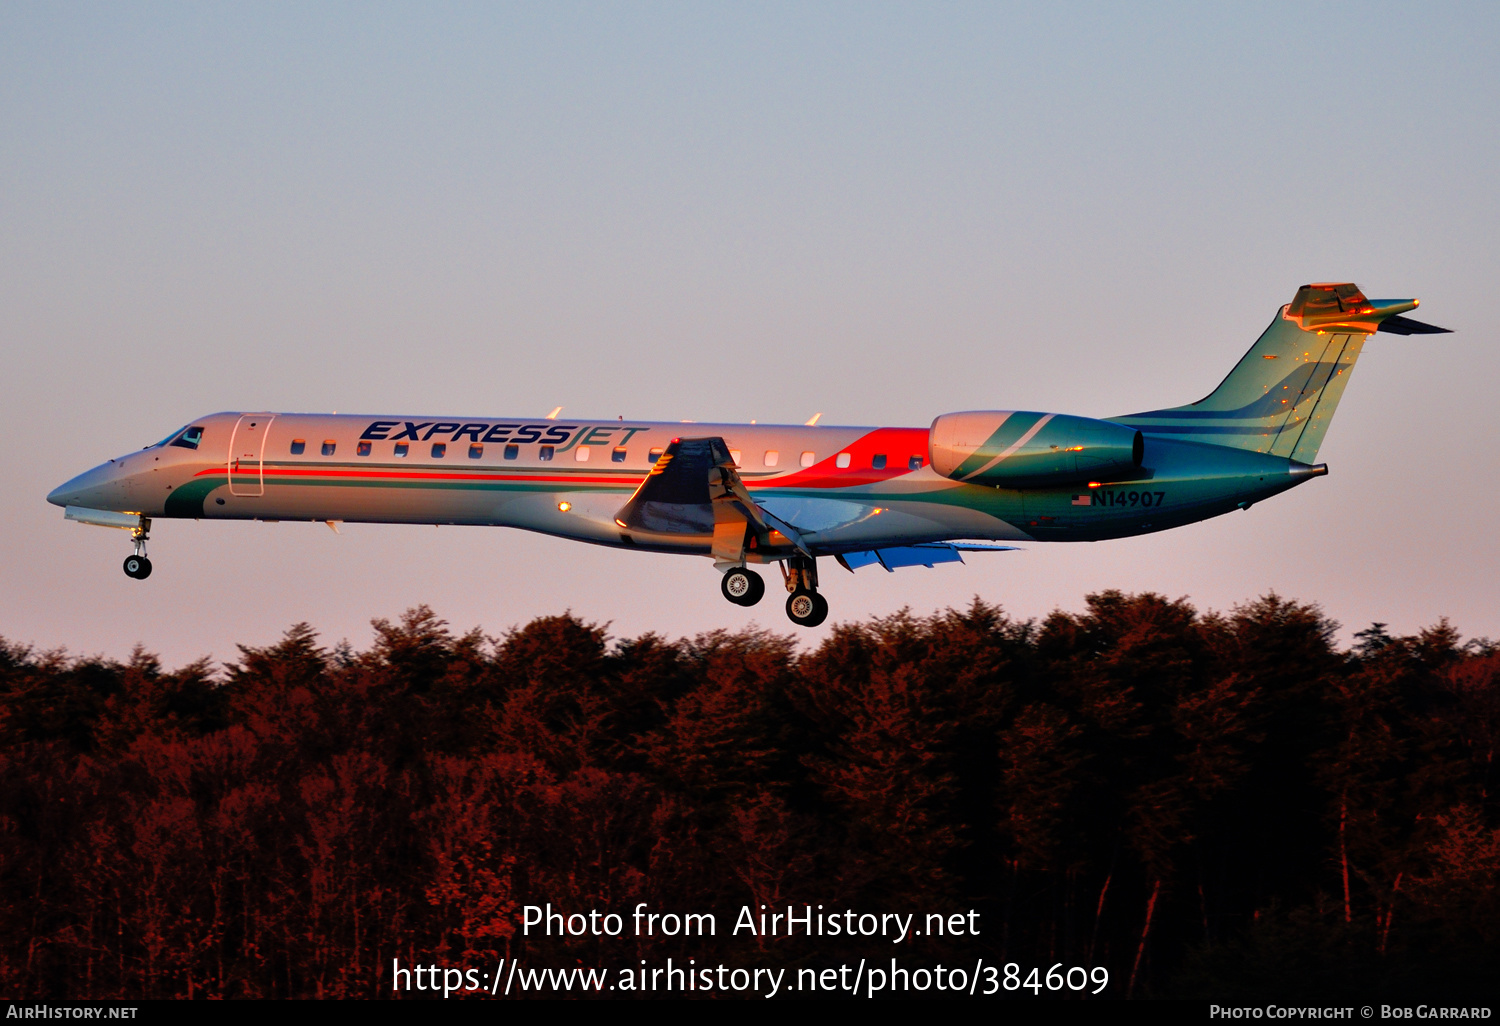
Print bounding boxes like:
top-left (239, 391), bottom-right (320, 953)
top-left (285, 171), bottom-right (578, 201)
top-left (4, 4), bottom-right (1496, 665)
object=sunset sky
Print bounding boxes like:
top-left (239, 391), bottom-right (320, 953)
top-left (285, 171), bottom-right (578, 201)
top-left (4, 2), bottom-right (1497, 665)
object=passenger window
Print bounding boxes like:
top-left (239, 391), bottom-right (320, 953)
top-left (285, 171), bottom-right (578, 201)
top-left (539, 446), bottom-right (554, 461)
top-left (908, 455), bottom-right (923, 470)
top-left (872, 454), bottom-right (887, 470)
top-left (171, 426), bottom-right (205, 450)
top-left (835, 453), bottom-right (851, 469)
top-left (612, 447), bottom-right (627, 463)
top-left (800, 451), bottom-right (816, 468)
top-left (469, 443), bottom-right (483, 459)
top-left (394, 443), bottom-right (409, 457)
top-left (764, 450), bottom-right (779, 467)
top-left (649, 448), bottom-right (665, 464)
top-left (575, 446), bottom-right (590, 462)
top-left (322, 440), bottom-right (336, 456)
top-left (504, 444), bottom-right (519, 460)
top-left (729, 449), bottom-right (741, 466)
top-left (431, 443), bottom-right (446, 458)
top-left (290, 439), bottom-right (306, 455)
top-left (357, 441), bottom-right (372, 457)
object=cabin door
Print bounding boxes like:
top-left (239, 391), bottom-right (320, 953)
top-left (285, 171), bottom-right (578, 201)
top-left (228, 414), bottom-right (275, 497)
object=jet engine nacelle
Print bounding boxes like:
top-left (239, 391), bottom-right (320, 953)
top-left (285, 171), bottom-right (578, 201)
top-left (929, 411), bottom-right (1144, 487)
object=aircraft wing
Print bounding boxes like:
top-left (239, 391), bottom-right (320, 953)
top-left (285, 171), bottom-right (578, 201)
top-left (614, 437), bottom-right (808, 561)
top-left (616, 437), bottom-right (1016, 568)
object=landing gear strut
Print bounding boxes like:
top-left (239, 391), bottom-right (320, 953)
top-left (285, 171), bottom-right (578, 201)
top-left (123, 521), bottom-right (152, 580)
top-left (720, 566), bottom-right (765, 606)
top-left (780, 556), bottom-right (827, 628)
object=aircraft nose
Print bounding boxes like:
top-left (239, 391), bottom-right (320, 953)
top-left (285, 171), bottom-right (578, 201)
top-left (47, 462), bottom-right (126, 510)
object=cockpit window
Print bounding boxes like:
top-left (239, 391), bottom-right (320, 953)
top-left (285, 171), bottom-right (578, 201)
top-left (170, 426), bottom-right (205, 450)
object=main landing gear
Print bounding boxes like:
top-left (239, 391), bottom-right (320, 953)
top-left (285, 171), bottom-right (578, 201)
top-left (785, 590), bottom-right (828, 628)
top-left (781, 555), bottom-right (827, 628)
top-left (721, 566), bottom-right (766, 606)
top-left (122, 522), bottom-right (152, 580)
top-left (718, 556), bottom-right (827, 627)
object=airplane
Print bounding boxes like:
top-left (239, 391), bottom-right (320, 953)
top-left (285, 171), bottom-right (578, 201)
top-left (47, 283), bottom-right (1448, 627)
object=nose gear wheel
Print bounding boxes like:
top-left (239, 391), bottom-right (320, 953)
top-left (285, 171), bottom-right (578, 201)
top-left (120, 520), bottom-right (152, 579)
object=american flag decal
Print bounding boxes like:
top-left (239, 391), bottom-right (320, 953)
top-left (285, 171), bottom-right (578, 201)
top-left (1071, 494), bottom-right (1092, 506)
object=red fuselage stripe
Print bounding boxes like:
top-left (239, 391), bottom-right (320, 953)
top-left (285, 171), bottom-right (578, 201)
top-left (202, 426), bottom-right (932, 489)
top-left (201, 466), bottom-right (638, 486)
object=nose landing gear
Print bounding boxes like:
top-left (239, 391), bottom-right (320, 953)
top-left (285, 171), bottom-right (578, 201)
top-left (123, 521), bottom-right (152, 580)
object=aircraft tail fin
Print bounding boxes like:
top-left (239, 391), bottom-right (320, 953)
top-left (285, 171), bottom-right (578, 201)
top-left (1113, 283), bottom-right (1448, 462)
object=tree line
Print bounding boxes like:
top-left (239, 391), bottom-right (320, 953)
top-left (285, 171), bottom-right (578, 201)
top-left (1, 592), bottom-right (1496, 999)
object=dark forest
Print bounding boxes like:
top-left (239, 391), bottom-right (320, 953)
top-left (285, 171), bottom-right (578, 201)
top-left (2, 592), bottom-right (1497, 1000)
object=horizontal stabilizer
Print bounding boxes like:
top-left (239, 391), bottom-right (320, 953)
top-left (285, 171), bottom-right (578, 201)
top-left (836, 542), bottom-right (1018, 572)
top-left (1115, 283), bottom-right (1449, 464)
top-left (1377, 314), bottom-right (1452, 335)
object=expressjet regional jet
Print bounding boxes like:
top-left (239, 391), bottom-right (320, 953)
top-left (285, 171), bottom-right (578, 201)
top-left (49, 284), bottom-right (1447, 627)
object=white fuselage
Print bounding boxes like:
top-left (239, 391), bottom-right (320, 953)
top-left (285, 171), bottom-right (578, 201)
top-left (48, 409), bottom-right (1321, 561)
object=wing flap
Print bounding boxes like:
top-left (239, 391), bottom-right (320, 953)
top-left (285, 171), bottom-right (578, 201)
top-left (836, 542), bottom-right (1019, 572)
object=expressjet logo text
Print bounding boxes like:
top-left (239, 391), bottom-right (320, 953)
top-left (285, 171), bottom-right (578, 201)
top-left (358, 421), bottom-right (653, 447)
